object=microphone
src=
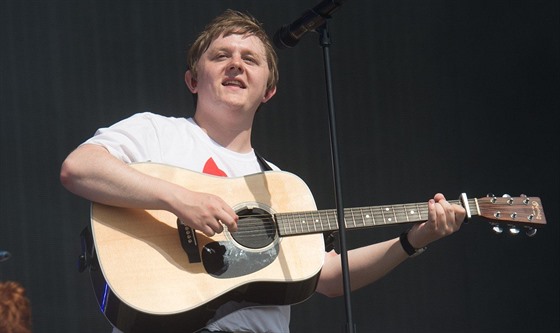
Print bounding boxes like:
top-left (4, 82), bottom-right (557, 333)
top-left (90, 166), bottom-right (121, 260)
top-left (273, 0), bottom-right (348, 49)
top-left (0, 250), bottom-right (12, 262)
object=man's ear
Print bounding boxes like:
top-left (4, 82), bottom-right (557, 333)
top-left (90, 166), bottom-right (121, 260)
top-left (262, 86), bottom-right (277, 103)
top-left (185, 70), bottom-right (198, 93)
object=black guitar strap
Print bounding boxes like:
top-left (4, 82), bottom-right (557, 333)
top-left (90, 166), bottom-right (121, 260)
top-left (254, 150), bottom-right (273, 171)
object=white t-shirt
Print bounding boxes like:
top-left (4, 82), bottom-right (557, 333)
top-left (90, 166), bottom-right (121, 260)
top-left (86, 112), bottom-right (290, 333)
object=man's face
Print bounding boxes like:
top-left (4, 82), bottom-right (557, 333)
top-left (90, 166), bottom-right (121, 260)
top-left (188, 33), bottom-right (276, 114)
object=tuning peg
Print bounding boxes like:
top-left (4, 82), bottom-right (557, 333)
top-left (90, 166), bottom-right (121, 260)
top-left (518, 194), bottom-right (534, 205)
top-left (501, 194), bottom-right (516, 205)
top-left (525, 228), bottom-right (537, 237)
top-left (508, 226), bottom-right (520, 235)
top-left (492, 224), bottom-right (503, 234)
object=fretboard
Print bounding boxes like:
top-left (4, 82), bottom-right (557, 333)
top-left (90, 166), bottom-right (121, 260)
top-left (275, 199), bottom-right (478, 237)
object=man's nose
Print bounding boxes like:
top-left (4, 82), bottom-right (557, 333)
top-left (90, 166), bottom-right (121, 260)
top-left (227, 56), bottom-right (244, 74)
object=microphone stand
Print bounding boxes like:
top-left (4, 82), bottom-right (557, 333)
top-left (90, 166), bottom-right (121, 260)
top-left (317, 22), bottom-right (356, 333)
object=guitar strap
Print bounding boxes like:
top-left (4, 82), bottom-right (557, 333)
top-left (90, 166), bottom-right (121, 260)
top-left (254, 150), bottom-right (273, 171)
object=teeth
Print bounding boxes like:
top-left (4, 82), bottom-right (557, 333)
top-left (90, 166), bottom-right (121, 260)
top-left (223, 80), bottom-right (244, 88)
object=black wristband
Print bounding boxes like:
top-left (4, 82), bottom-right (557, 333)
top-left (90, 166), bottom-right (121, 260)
top-left (399, 231), bottom-right (426, 257)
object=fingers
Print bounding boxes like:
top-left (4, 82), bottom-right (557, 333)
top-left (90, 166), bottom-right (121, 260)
top-left (433, 193), bottom-right (446, 202)
top-left (406, 193), bottom-right (468, 249)
top-left (199, 220), bottom-right (224, 237)
top-left (198, 206), bottom-right (238, 237)
top-left (177, 192), bottom-right (238, 237)
top-left (426, 194), bottom-right (462, 233)
top-left (216, 206), bottom-right (239, 233)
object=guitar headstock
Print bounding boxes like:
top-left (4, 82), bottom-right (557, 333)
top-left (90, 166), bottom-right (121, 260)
top-left (476, 194), bottom-right (546, 236)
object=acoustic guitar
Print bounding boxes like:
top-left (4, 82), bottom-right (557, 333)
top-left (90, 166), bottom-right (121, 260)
top-left (82, 162), bottom-right (546, 333)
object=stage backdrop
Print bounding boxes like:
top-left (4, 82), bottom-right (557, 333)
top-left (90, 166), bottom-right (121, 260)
top-left (1, 1), bottom-right (558, 332)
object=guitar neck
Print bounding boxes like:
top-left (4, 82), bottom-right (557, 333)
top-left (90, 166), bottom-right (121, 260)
top-left (275, 198), bottom-right (478, 237)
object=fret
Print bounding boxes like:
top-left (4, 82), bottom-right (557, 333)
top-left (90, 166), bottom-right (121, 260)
top-left (285, 213), bottom-right (291, 235)
top-left (381, 206), bottom-right (393, 224)
top-left (313, 212), bottom-right (320, 232)
top-left (403, 204), bottom-right (410, 222)
top-left (362, 207), bottom-right (373, 227)
top-left (349, 209), bottom-right (357, 228)
top-left (352, 209), bottom-right (360, 227)
top-left (370, 207), bottom-right (378, 226)
top-left (288, 213), bottom-right (297, 235)
top-left (311, 211), bottom-right (319, 233)
top-left (289, 212), bottom-right (299, 235)
top-left (289, 213), bottom-right (296, 234)
top-left (296, 213), bottom-right (303, 234)
top-left (300, 211), bottom-right (310, 234)
top-left (305, 212), bottom-right (312, 233)
top-left (380, 206), bottom-right (387, 224)
top-left (359, 208), bottom-right (367, 227)
top-left (318, 211), bottom-right (326, 232)
top-left (308, 211), bottom-right (316, 232)
top-left (325, 210), bottom-right (333, 231)
top-left (395, 205), bottom-right (409, 222)
top-left (312, 212), bottom-right (320, 231)
top-left (365, 207), bottom-right (375, 226)
top-left (364, 208), bottom-right (372, 226)
top-left (374, 207), bottom-right (384, 225)
top-left (311, 212), bottom-right (318, 233)
top-left (404, 203), bottom-right (418, 222)
top-left (416, 202), bottom-right (423, 220)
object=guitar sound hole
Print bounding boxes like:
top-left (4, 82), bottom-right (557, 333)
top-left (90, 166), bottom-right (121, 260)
top-left (232, 208), bottom-right (276, 249)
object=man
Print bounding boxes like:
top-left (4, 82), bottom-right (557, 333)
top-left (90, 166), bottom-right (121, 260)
top-left (60, 9), bottom-right (465, 333)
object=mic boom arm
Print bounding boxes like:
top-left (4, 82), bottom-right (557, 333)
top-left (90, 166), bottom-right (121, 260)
top-left (273, 0), bottom-right (348, 49)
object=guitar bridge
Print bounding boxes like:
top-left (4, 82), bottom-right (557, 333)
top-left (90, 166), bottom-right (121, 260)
top-left (177, 218), bottom-right (201, 263)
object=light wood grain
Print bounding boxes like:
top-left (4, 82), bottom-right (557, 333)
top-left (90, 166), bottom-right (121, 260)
top-left (91, 163), bottom-right (325, 315)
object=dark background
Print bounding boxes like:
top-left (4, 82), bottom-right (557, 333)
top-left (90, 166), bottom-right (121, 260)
top-left (1, 0), bottom-right (558, 332)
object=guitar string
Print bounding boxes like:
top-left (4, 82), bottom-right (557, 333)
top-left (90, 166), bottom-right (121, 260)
top-left (228, 208), bottom-right (431, 237)
top-left (190, 198), bottom-right (541, 237)
top-left (225, 199), bottom-right (473, 237)
top-left (229, 197), bottom-right (535, 237)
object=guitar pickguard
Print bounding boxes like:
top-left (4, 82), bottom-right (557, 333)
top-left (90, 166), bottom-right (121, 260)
top-left (202, 241), bottom-right (279, 278)
top-left (202, 206), bottom-right (280, 278)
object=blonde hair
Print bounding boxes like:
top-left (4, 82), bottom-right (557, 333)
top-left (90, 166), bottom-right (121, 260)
top-left (187, 9), bottom-right (279, 93)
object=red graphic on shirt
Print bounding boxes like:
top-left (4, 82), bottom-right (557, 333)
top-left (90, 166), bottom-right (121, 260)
top-left (203, 157), bottom-right (227, 177)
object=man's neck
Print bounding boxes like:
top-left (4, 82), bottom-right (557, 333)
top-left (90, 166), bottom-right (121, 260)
top-left (193, 111), bottom-right (254, 153)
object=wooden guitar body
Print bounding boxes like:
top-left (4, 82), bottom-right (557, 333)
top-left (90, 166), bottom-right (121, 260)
top-left (88, 163), bottom-right (325, 333)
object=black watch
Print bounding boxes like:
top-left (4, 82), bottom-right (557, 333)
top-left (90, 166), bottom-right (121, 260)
top-left (399, 231), bottom-right (427, 257)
